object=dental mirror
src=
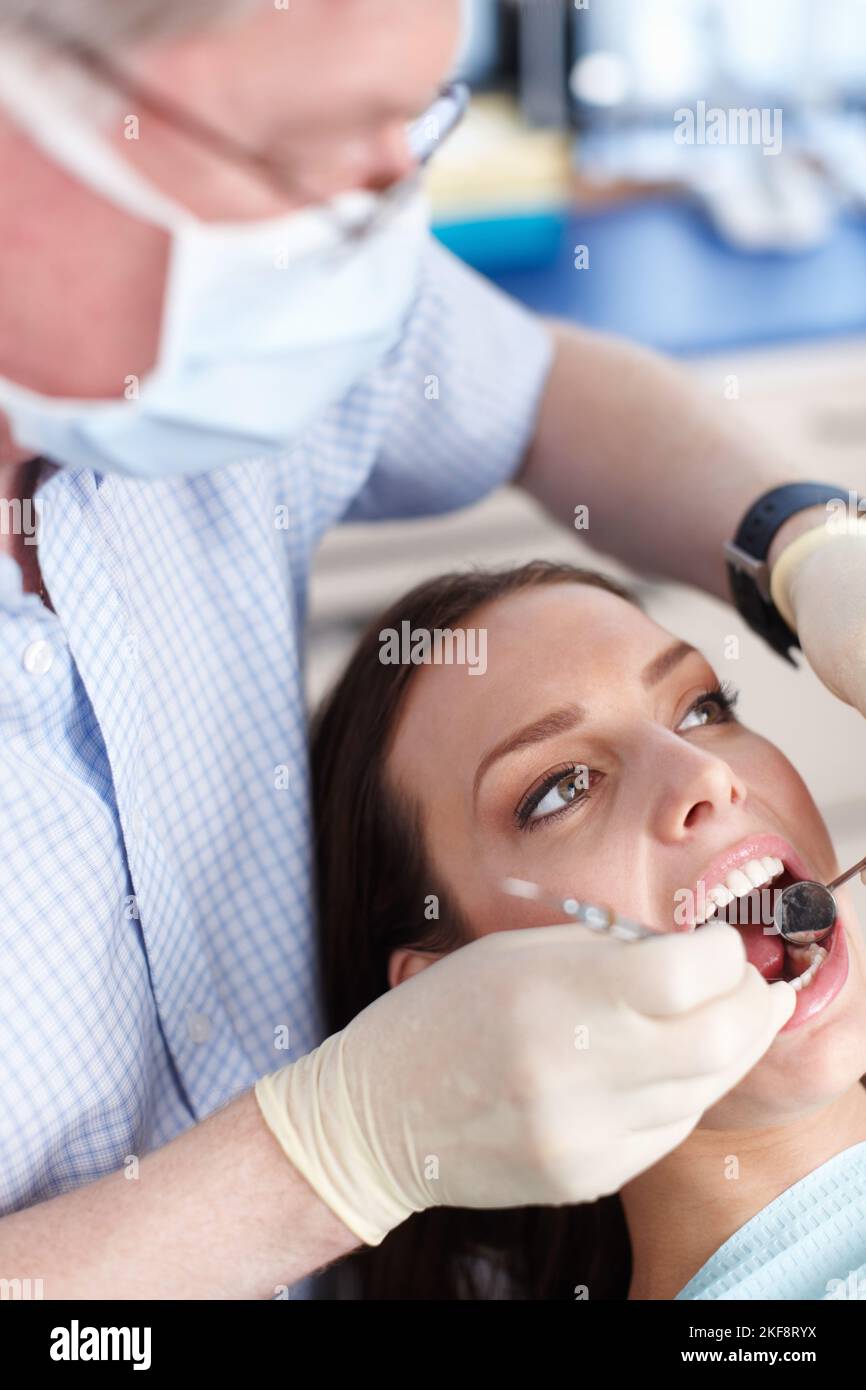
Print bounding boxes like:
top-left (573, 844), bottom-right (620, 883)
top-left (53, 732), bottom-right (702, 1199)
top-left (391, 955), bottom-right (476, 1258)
top-left (774, 851), bottom-right (866, 946)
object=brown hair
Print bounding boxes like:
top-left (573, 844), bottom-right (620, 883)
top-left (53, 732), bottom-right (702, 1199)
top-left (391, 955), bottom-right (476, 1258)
top-left (310, 561), bottom-right (639, 1299)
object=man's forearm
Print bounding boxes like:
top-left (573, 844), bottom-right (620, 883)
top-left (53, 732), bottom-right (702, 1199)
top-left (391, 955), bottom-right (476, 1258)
top-left (0, 1088), bottom-right (359, 1299)
top-left (518, 321), bottom-right (820, 602)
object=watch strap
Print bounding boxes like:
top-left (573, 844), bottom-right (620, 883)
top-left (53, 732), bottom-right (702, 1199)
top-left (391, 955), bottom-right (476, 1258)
top-left (725, 483), bottom-right (848, 664)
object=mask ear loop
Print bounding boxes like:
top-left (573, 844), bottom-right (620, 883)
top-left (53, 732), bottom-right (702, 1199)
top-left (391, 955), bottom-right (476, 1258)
top-left (0, 45), bottom-right (189, 230)
top-left (0, 18), bottom-right (340, 227)
top-left (7, 18), bottom-right (469, 246)
top-left (0, 33), bottom-right (426, 294)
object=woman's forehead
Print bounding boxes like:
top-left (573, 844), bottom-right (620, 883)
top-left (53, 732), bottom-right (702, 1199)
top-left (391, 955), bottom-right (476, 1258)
top-left (387, 583), bottom-right (678, 764)
top-left (457, 582), bottom-right (670, 675)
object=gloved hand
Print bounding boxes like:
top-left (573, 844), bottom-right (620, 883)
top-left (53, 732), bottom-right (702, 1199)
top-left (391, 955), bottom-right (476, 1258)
top-left (770, 517), bottom-right (866, 883)
top-left (255, 921), bottom-right (795, 1246)
top-left (770, 516), bottom-right (866, 716)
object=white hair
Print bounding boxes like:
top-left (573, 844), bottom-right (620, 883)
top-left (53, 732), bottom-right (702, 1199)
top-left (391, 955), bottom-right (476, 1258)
top-left (0, 0), bottom-right (263, 50)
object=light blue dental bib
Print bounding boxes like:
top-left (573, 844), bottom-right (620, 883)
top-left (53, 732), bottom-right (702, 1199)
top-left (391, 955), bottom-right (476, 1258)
top-left (675, 1140), bottom-right (866, 1300)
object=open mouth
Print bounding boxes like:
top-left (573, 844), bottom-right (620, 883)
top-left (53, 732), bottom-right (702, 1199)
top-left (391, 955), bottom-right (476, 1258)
top-left (692, 842), bottom-right (849, 1031)
top-left (700, 858), bottom-right (829, 990)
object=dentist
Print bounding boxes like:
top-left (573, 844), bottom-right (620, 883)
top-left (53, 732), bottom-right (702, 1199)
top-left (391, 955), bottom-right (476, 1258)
top-left (0, 0), bottom-right (861, 1299)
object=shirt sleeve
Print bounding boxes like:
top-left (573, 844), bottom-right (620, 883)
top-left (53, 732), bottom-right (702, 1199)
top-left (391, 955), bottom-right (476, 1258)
top-left (343, 235), bottom-right (555, 522)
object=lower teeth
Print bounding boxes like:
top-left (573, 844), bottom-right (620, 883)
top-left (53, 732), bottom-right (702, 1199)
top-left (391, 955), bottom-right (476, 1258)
top-left (789, 943), bottom-right (828, 992)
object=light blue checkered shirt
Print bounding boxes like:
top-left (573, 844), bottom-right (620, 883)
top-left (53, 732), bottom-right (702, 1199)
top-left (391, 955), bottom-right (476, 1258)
top-left (0, 237), bottom-right (552, 1293)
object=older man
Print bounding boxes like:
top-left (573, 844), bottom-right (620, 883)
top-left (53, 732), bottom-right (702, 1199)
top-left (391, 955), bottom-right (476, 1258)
top-left (0, 0), bottom-right (861, 1298)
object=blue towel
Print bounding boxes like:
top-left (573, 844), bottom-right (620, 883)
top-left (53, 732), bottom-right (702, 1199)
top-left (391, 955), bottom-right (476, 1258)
top-left (675, 1140), bottom-right (866, 1300)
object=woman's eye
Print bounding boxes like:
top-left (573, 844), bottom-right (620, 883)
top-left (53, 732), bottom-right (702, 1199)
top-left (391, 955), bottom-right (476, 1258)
top-left (516, 764), bottom-right (592, 827)
top-left (678, 683), bottom-right (739, 731)
top-left (513, 683), bottom-right (738, 831)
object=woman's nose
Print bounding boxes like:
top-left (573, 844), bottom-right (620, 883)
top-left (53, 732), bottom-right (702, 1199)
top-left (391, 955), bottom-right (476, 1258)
top-left (650, 738), bottom-right (748, 844)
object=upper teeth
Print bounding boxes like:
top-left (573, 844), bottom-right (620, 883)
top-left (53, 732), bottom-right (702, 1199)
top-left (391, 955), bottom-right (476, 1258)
top-left (698, 855), bottom-right (785, 924)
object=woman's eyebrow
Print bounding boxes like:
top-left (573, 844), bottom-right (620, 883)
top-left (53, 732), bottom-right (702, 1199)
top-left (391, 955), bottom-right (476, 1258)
top-left (473, 704), bottom-right (586, 804)
top-left (641, 640), bottom-right (699, 688)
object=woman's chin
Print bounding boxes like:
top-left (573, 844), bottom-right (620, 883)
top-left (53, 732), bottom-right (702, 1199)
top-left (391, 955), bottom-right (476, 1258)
top-left (701, 905), bottom-right (866, 1129)
top-left (700, 960), bottom-right (866, 1130)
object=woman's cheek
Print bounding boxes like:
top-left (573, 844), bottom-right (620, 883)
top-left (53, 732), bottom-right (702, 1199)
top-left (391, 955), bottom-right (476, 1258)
top-left (738, 735), bottom-right (826, 839)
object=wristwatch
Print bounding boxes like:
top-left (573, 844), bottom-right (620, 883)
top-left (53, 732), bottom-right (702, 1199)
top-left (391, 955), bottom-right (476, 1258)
top-left (724, 482), bottom-right (849, 665)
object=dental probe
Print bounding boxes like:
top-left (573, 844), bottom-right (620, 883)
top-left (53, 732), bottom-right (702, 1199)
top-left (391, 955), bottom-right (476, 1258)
top-left (773, 850), bottom-right (866, 946)
top-left (501, 878), bottom-right (662, 942)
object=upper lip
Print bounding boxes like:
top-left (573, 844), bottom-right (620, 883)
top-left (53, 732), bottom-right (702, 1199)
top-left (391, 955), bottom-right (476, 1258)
top-left (680, 832), bottom-right (817, 931)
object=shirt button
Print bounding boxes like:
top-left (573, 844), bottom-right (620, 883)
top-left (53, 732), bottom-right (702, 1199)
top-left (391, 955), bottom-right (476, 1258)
top-left (22, 639), bottom-right (54, 674)
top-left (187, 1013), bottom-right (212, 1045)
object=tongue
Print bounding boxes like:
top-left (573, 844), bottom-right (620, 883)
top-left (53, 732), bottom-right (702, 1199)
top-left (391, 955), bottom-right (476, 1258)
top-left (733, 920), bottom-right (786, 980)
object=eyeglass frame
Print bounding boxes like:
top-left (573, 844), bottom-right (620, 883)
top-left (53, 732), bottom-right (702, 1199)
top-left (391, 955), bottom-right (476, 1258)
top-left (19, 18), bottom-right (471, 244)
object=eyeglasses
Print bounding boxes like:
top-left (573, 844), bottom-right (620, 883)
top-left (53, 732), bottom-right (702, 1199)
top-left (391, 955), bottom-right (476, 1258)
top-left (28, 18), bottom-right (470, 244)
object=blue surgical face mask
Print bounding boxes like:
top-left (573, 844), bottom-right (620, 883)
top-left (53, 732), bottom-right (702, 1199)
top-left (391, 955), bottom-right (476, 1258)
top-left (0, 57), bottom-right (430, 479)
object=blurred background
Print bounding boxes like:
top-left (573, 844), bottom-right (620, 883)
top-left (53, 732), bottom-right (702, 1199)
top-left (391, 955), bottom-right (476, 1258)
top-left (309, 0), bottom-right (866, 877)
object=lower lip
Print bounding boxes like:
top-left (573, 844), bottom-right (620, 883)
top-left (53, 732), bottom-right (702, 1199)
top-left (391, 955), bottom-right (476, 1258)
top-left (779, 917), bottom-right (849, 1033)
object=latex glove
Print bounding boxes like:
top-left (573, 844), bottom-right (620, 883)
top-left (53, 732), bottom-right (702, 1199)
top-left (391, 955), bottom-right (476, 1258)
top-left (770, 519), bottom-right (866, 885)
top-left (770, 518), bottom-right (866, 714)
top-left (255, 922), bottom-right (795, 1246)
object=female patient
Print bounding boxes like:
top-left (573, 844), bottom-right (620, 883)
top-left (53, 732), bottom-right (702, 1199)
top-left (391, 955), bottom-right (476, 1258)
top-left (310, 561), bottom-right (866, 1300)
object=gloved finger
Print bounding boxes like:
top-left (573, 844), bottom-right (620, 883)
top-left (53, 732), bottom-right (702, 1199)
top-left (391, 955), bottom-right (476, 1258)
top-left (622, 1030), bottom-right (785, 1142)
top-left (611, 921), bottom-right (748, 1018)
top-left (622, 973), bottom-right (795, 1117)
top-left (568, 1115), bottom-right (702, 1202)
top-left (609, 1115), bottom-right (701, 1192)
